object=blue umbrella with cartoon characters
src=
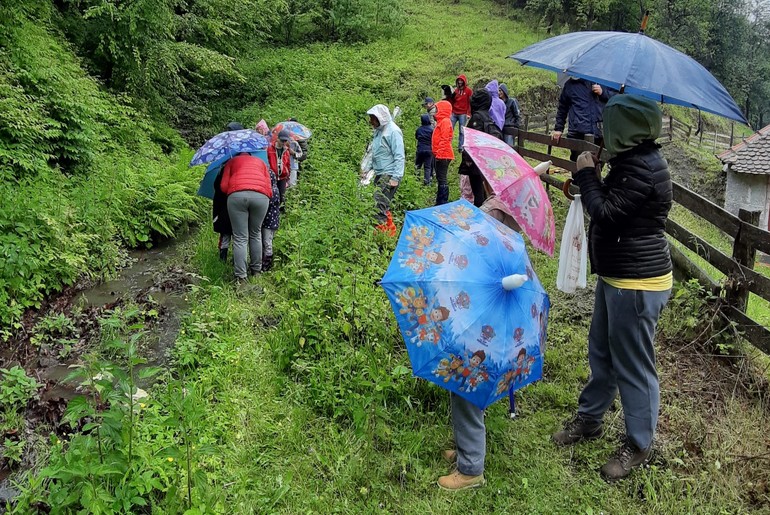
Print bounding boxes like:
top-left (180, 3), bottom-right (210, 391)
top-left (381, 200), bottom-right (550, 410)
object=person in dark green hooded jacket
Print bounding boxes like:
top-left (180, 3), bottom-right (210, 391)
top-left (552, 94), bottom-right (673, 482)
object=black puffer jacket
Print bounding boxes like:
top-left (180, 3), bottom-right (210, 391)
top-left (573, 141), bottom-right (672, 279)
top-left (459, 90), bottom-right (503, 176)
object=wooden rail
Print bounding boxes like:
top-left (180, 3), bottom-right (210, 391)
top-left (511, 133), bottom-right (770, 352)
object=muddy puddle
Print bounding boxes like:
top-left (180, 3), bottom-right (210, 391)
top-left (0, 234), bottom-right (197, 496)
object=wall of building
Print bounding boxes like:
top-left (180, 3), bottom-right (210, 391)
top-left (724, 171), bottom-right (770, 231)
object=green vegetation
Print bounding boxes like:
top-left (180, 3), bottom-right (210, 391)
top-left (4, 0), bottom-right (770, 512)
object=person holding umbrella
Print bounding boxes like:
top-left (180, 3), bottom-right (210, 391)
top-left (552, 94), bottom-right (672, 481)
top-left (551, 77), bottom-right (613, 161)
top-left (219, 152), bottom-right (273, 282)
top-left (458, 89), bottom-right (504, 207)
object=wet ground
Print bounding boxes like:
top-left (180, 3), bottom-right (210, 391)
top-left (0, 235), bottom-right (196, 496)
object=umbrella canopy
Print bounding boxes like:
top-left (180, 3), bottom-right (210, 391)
top-left (463, 128), bottom-right (555, 256)
top-left (190, 129), bottom-right (270, 167)
top-left (381, 200), bottom-right (550, 409)
top-left (196, 150), bottom-right (269, 199)
top-left (271, 121), bottom-right (312, 142)
top-left (510, 31), bottom-right (747, 124)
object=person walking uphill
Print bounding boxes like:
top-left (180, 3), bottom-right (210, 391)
top-left (366, 104), bottom-right (405, 235)
top-left (552, 94), bottom-right (672, 482)
top-left (220, 153), bottom-right (273, 282)
top-left (432, 100), bottom-right (454, 205)
top-left (448, 75), bottom-right (472, 152)
top-left (415, 114), bottom-right (434, 186)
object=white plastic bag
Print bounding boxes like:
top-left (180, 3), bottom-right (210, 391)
top-left (556, 194), bottom-right (587, 293)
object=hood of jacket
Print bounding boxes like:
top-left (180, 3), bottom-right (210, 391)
top-left (420, 114), bottom-right (431, 126)
top-left (602, 94), bottom-right (662, 155)
top-left (435, 100), bottom-right (452, 121)
top-left (499, 83), bottom-right (509, 99)
top-left (456, 74), bottom-right (468, 88)
top-left (367, 104), bottom-right (393, 130)
top-left (485, 80), bottom-right (500, 98)
top-left (470, 89), bottom-right (492, 113)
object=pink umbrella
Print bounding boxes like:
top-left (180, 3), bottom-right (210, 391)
top-left (463, 128), bottom-right (555, 256)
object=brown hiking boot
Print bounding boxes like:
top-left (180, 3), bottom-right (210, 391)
top-left (441, 450), bottom-right (457, 464)
top-left (600, 440), bottom-right (652, 482)
top-left (437, 471), bottom-right (485, 491)
top-left (552, 414), bottom-right (603, 446)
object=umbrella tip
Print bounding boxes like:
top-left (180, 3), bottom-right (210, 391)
top-left (533, 160), bottom-right (552, 175)
top-left (502, 274), bottom-right (528, 291)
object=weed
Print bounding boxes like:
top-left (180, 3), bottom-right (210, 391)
top-left (0, 366), bottom-right (40, 411)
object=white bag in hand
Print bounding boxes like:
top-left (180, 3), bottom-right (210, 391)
top-left (556, 194), bottom-right (587, 293)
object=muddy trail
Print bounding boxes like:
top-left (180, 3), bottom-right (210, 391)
top-left (0, 235), bottom-right (197, 496)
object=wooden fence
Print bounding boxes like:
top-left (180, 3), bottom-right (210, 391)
top-left (521, 113), bottom-right (738, 152)
top-left (505, 126), bottom-right (770, 353)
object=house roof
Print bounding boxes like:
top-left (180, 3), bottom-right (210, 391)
top-left (718, 124), bottom-right (770, 175)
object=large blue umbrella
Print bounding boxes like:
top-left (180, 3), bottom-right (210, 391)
top-left (381, 200), bottom-right (550, 409)
top-left (509, 31), bottom-right (747, 124)
top-left (190, 129), bottom-right (270, 167)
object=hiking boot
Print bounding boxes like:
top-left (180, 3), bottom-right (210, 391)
top-left (262, 254), bottom-right (274, 272)
top-left (552, 414), bottom-right (603, 446)
top-left (441, 450), bottom-right (457, 464)
top-left (437, 471), bottom-right (485, 491)
top-left (219, 248), bottom-right (228, 262)
top-left (600, 440), bottom-right (652, 482)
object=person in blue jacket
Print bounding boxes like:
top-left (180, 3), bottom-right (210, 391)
top-left (551, 77), bottom-right (614, 160)
top-left (415, 114), bottom-right (435, 186)
top-left (365, 104), bottom-right (405, 235)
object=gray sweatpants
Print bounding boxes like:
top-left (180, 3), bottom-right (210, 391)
top-left (451, 393), bottom-right (485, 476)
top-left (227, 191), bottom-right (269, 279)
top-left (577, 279), bottom-right (670, 449)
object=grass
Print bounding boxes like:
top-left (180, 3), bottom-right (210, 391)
top-left (150, 1), bottom-right (770, 511)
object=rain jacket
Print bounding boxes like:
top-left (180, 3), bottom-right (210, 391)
top-left (415, 114), bottom-right (434, 153)
top-left (212, 169), bottom-right (231, 236)
top-left (268, 143), bottom-right (292, 180)
top-left (554, 78), bottom-right (612, 138)
top-left (486, 80), bottom-right (506, 130)
top-left (499, 84), bottom-right (521, 129)
top-left (220, 154), bottom-right (272, 197)
top-left (450, 74), bottom-right (472, 116)
top-left (366, 104), bottom-right (405, 179)
top-left (431, 100), bottom-right (454, 160)
top-left (573, 94), bottom-right (672, 279)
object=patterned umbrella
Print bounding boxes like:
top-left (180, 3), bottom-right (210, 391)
top-left (463, 128), bottom-right (556, 256)
top-left (381, 200), bottom-right (550, 409)
top-left (271, 121), bottom-right (312, 142)
top-left (190, 130), bottom-right (270, 167)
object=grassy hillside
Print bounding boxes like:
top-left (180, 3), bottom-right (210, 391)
top-left (9, 0), bottom-right (770, 512)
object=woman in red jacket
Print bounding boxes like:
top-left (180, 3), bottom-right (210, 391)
top-left (432, 100), bottom-right (454, 205)
top-left (220, 153), bottom-right (273, 281)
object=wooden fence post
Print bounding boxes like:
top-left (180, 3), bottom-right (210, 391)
top-left (729, 122), bottom-right (735, 148)
top-left (726, 209), bottom-right (761, 312)
top-left (713, 130), bottom-right (718, 152)
top-left (669, 115), bottom-right (674, 142)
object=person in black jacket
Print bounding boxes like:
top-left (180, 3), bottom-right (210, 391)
top-left (552, 94), bottom-right (673, 482)
top-left (212, 169), bottom-right (232, 261)
top-left (551, 78), bottom-right (613, 160)
top-left (458, 89), bottom-right (503, 207)
top-left (498, 83), bottom-right (521, 147)
top-left (414, 114), bottom-right (434, 185)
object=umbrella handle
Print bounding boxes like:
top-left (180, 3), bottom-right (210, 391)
top-left (562, 178), bottom-right (575, 201)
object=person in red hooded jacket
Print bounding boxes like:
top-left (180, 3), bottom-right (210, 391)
top-left (268, 130), bottom-right (300, 212)
top-left (431, 100), bottom-right (454, 205)
top-left (448, 74), bottom-right (472, 152)
top-left (220, 153), bottom-right (273, 281)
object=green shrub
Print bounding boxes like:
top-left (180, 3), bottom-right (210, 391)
top-left (0, 366), bottom-right (40, 411)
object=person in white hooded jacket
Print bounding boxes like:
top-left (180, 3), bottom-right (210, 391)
top-left (365, 104), bottom-right (405, 234)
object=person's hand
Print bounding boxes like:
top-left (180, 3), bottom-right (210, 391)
top-left (592, 84), bottom-right (603, 96)
top-left (550, 130), bottom-right (562, 143)
top-left (576, 151), bottom-right (598, 170)
top-left (388, 178), bottom-right (399, 187)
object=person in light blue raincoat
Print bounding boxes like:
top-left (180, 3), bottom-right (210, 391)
top-left (365, 104), bottom-right (405, 231)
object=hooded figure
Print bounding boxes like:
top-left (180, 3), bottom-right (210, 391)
top-left (485, 80), bottom-right (506, 130)
top-left (226, 121), bottom-right (244, 131)
top-left (458, 90), bottom-right (503, 206)
top-left (255, 119), bottom-right (270, 135)
top-left (554, 94), bottom-right (673, 482)
top-left (432, 100), bottom-right (455, 204)
top-left (415, 114), bottom-right (435, 186)
top-left (499, 84), bottom-right (521, 130)
top-left (366, 104), bottom-right (405, 180)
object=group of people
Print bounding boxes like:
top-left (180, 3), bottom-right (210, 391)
top-left (363, 75), bottom-right (673, 491)
top-left (213, 120), bottom-right (307, 283)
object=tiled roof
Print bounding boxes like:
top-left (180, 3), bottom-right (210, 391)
top-left (718, 124), bottom-right (770, 175)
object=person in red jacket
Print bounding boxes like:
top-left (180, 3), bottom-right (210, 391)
top-left (267, 130), bottom-right (300, 212)
top-left (220, 153), bottom-right (273, 281)
top-left (432, 100), bottom-right (455, 205)
top-left (449, 74), bottom-right (472, 152)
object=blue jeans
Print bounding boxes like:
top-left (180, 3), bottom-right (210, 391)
top-left (450, 113), bottom-right (468, 150)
